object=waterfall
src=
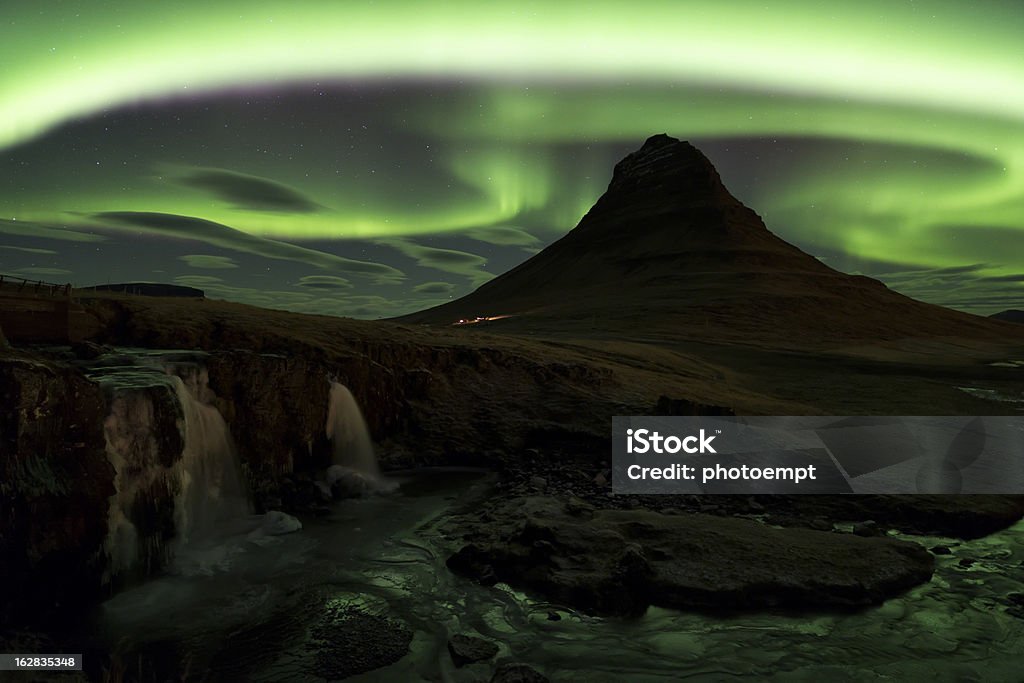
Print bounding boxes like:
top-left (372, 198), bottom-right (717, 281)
top-left (169, 367), bottom-right (250, 545)
top-left (326, 382), bottom-right (380, 478)
top-left (99, 357), bottom-right (249, 580)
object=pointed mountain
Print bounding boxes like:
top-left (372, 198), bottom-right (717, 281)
top-left (401, 135), bottom-right (1018, 345)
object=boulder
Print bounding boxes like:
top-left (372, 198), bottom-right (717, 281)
top-left (447, 634), bottom-right (499, 667)
top-left (448, 497), bottom-right (934, 616)
top-left (308, 607), bottom-right (412, 680)
top-left (491, 663), bottom-right (550, 683)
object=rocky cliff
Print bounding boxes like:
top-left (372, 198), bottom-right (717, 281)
top-left (0, 356), bottom-right (112, 626)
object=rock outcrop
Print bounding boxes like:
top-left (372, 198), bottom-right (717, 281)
top-left (447, 497), bottom-right (935, 616)
top-left (448, 634), bottom-right (499, 667)
top-left (0, 356), bottom-right (112, 626)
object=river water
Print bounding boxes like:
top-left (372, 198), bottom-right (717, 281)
top-left (81, 470), bottom-right (1024, 682)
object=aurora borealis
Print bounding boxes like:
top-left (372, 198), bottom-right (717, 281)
top-left (1, 1), bottom-right (1022, 317)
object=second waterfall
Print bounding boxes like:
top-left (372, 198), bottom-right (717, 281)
top-left (326, 382), bottom-right (383, 483)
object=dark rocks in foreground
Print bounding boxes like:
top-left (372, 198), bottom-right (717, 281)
top-left (498, 454), bottom-right (1024, 539)
top-left (1005, 592), bottom-right (1024, 619)
top-left (491, 663), bottom-right (550, 683)
top-left (308, 607), bottom-right (412, 680)
top-left (448, 633), bottom-right (499, 667)
top-left (774, 495), bottom-right (1024, 539)
top-left (448, 497), bottom-right (935, 617)
top-left (0, 357), bottom-right (112, 627)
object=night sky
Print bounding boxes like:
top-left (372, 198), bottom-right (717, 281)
top-left (1, 1), bottom-right (1022, 317)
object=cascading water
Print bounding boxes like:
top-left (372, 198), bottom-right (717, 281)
top-left (95, 353), bottom-right (251, 581)
top-left (326, 382), bottom-right (380, 478)
top-left (167, 365), bottom-right (250, 546)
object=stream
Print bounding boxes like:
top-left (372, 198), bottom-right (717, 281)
top-left (72, 469), bottom-right (1024, 682)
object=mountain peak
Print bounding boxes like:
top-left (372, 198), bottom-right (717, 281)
top-left (400, 136), bottom-right (1008, 345)
top-left (603, 134), bottom-right (731, 208)
top-left (639, 132), bottom-right (682, 150)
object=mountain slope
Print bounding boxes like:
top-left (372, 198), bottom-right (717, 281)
top-left (402, 135), bottom-right (1018, 345)
top-left (991, 310), bottom-right (1024, 324)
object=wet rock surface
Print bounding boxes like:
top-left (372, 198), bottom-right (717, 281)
top-left (448, 633), bottom-right (500, 667)
top-left (308, 606), bottom-right (412, 680)
top-left (205, 350), bottom-right (336, 509)
top-left (490, 662), bottom-right (550, 683)
top-left (1005, 592), bottom-right (1024, 619)
top-left (448, 496), bottom-right (935, 616)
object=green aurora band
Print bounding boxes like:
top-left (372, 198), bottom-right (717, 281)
top-left (1, 0), bottom-right (1022, 313)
